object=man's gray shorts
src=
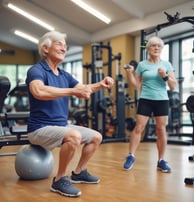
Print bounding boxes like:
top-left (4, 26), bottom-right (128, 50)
top-left (28, 124), bottom-right (100, 150)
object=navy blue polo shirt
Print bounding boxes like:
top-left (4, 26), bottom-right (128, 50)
top-left (26, 60), bottom-right (79, 132)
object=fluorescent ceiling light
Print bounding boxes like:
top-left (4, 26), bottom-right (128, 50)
top-left (14, 30), bottom-right (39, 44)
top-left (71, 0), bottom-right (111, 24)
top-left (7, 3), bottom-right (55, 31)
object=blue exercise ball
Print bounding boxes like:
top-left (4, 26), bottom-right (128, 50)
top-left (15, 144), bottom-right (54, 180)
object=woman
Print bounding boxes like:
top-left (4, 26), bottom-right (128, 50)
top-left (123, 36), bottom-right (176, 173)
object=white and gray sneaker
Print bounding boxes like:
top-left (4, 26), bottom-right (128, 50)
top-left (50, 176), bottom-right (81, 197)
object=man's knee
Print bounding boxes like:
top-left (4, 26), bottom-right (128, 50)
top-left (62, 130), bottom-right (82, 147)
top-left (92, 132), bottom-right (102, 144)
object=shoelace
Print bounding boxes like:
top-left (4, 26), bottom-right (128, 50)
top-left (83, 170), bottom-right (92, 177)
top-left (60, 178), bottom-right (72, 187)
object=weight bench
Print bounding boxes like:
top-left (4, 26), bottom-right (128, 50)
top-left (0, 76), bottom-right (30, 155)
top-left (184, 95), bottom-right (194, 185)
top-left (0, 111), bottom-right (30, 156)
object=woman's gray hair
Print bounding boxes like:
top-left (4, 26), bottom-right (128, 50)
top-left (146, 36), bottom-right (164, 50)
top-left (38, 31), bottom-right (67, 58)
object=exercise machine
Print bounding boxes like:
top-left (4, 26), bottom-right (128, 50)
top-left (74, 42), bottom-right (132, 142)
top-left (0, 76), bottom-right (10, 113)
top-left (0, 77), bottom-right (30, 156)
top-left (140, 11), bottom-right (194, 60)
top-left (90, 42), bottom-right (128, 142)
top-left (184, 95), bottom-right (194, 185)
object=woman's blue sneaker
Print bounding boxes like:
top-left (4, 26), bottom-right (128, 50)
top-left (157, 159), bottom-right (171, 173)
top-left (123, 154), bottom-right (135, 170)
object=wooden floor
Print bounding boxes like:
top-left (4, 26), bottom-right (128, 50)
top-left (0, 141), bottom-right (194, 202)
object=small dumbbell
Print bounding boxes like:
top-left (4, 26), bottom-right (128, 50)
top-left (188, 154), bottom-right (194, 161)
top-left (123, 64), bottom-right (131, 69)
top-left (184, 178), bottom-right (194, 185)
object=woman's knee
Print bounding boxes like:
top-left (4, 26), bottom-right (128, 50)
top-left (155, 122), bottom-right (166, 133)
top-left (133, 124), bottom-right (145, 135)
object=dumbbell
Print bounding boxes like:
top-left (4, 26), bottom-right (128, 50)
top-left (184, 177), bottom-right (194, 185)
top-left (188, 154), bottom-right (194, 161)
top-left (124, 60), bottom-right (138, 70)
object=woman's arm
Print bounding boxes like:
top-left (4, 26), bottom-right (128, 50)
top-left (125, 66), bottom-right (142, 90)
top-left (166, 71), bottom-right (177, 90)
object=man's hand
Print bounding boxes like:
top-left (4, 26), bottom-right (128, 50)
top-left (100, 76), bottom-right (114, 89)
top-left (74, 84), bottom-right (92, 99)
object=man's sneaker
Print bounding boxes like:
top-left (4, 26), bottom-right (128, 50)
top-left (50, 176), bottom-right (81, 197)
top-left (123, 154), bottom-right (135, 170)
top-left (70, 169), bottom-right (100, 184)
top-left (157, 159), bottom-right (171, 173)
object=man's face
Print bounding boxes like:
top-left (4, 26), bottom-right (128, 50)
top-left (47, 39), bottom-right (67, 62)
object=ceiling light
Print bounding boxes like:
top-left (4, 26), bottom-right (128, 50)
top-left (71, 0), bottom-right (111, 24)
top-left (7, 3), bottom-right (55, 31)
top-left (14, 30), bottom-right (39, 44)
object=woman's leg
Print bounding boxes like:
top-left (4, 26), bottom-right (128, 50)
top-left (155, 115), bottom-right (168, 161)
top-left (129, 114), bottom-right (150, 155)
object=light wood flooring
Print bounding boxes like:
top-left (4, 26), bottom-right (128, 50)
top-left (0, 142), bottom-right (194, 202)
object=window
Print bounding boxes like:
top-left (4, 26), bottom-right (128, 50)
top-left (0, 64), bottom-right (17, 89)
top-left (182, 38), bottom-right (194, 103)
top-left (0, 64), bottom-right (31, 111)
top-left (62, 60), bottom-right (83, 109)
top-left (161, 44), bottom-right (169, 61)
top-left (0, 64), bottom-right (31, 89)
top-left (17, 65), bottom-right (31, 85)
top-left (63, 60), bottom-right (83, 83)
top-left (181, 37), bottom-right (194, 126)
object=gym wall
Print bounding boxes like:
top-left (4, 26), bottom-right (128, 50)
top-left (0, 41), bottom-right (39, 64)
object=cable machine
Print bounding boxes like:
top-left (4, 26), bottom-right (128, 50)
top-left (72, 42), bottom-right (130, 142)
top-left (140, 11), bottom-right (194, 60)
top-left (90, 42), bottom-right (112, 137)
top-left (90, 42), bottom-right (128, 142)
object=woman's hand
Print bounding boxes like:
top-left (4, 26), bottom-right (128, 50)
top-left (158, 67), bottom-right (167, 78)
top-left (125, 65), bottom-right (134, 73)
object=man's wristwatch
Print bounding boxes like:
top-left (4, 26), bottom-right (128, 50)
top-left (162, 75), bottom-right (169, 81)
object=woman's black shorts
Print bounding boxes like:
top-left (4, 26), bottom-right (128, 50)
top-left (137, 98), bottom-right (169, 117)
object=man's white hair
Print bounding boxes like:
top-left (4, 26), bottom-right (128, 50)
top-left (38, 31), bottom-right (67, 58)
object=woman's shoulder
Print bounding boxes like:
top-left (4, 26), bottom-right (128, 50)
top-left (139, 60), bottom-right (147, 64)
